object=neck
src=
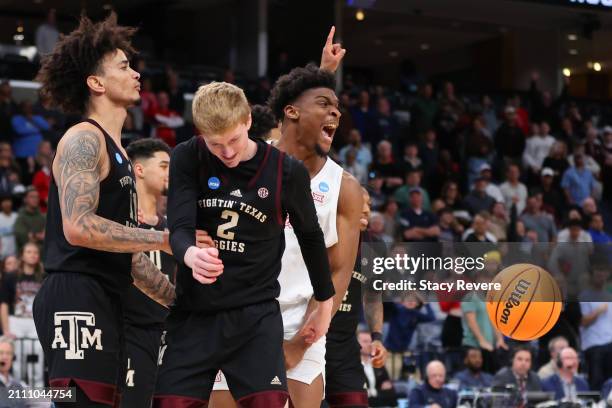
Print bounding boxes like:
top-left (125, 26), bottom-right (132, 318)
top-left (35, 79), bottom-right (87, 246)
top-left (136, 183), bottom-right (159, 222)
top-left (277, 125), bottom-right (326, 177)
top-left (23, 264), bottom-right (35, 274)
top-left (86, 102), bottom-right (128, 145)
top-left (559, 370), bottom-right (573, 383)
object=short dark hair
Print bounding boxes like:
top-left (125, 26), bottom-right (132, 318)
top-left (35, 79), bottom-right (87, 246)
top-left (267, 63), bottom-right (336, 120)
top-left (249, 105), bottom-right (277, 140)
top-left (511, 344), bottom-right (533, 360)
top-left (464, 347), bottom-right (482, 359)
top-left (36, 12), bottom-right (137, 114)
top-left (126, 138), bottom-right (170, 162)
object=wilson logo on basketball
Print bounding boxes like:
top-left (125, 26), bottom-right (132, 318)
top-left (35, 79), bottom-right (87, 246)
top-left (499, 279), bottom-right (531, 325)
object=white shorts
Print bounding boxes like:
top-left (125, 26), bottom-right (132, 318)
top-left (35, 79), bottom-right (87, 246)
top-left (212, 300), bottom-right (326, 391)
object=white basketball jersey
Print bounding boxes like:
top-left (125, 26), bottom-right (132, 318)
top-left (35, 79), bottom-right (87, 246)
top-left (277, 158), bottom-right (343, 305)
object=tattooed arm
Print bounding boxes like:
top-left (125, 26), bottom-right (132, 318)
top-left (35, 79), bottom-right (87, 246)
top-left (56, 127), bottom-right (170, 253)
top-left (131, 252), bottom-right (175, 306)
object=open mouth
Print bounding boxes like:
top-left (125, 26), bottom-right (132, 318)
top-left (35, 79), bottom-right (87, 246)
top-left (321, 123), bottom-right (338, 141)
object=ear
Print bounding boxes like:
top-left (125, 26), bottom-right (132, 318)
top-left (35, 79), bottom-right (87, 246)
top-left (86, 75), bottom-right (105, 94)
top-left (284, 105), bottom-right (299, 120)
top-left (133, 162), bottom-right (145, 178)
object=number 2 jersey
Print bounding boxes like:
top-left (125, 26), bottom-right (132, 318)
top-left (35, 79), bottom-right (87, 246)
top-left (168, 137), bottom-right (335, 313)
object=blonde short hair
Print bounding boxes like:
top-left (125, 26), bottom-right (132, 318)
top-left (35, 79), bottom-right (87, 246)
top-left (192, 82), bottom-right (250, 135)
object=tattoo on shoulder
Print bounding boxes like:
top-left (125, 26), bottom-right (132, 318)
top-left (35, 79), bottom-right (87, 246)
top-left (57, 130), bottom-right (102, 221)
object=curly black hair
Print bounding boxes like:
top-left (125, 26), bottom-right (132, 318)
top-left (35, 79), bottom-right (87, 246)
top-left (267, 63), bottom-right (336, 121)
top-left (36, 12), bottom-right (137, 115)
top-left (249, 104), bottom-right (277, 140)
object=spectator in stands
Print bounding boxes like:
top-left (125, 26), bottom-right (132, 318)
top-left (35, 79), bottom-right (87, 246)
top-left (569, 143), bottom-right (601, 180)
top-left (2, 256), bottom-right (18, 275)
top-left (495, 106), bottom-right (525, 165)
top-left (584, 127), bottom-right (604, 166)
top-left (481, 95), bottom-right (498, 135)
top-left (437, 208), bottom-right (462, 244)
top-left (385, 293), bottom-right (435, 353)
top-left (478, 163), bottom-right (504, 203)
top-left (558, 117), bottom-right (580, 149)
top-left (578, 264), bottom-right (612, 391)
top-left (461, 268), bottom-right (507, 373)
top-left (489, 202), bottom-right (509, 242)
top-left (492, 345), bottom-right (542, 405)
top-left (523, 121), bottom-right (555, 181)
top-left (500, 164), bottom-right (527, 214)
top-left (419, 129), bottom-right (439, 185)
top-left (372, 96), bottom-right (399, 147)
top-left (399, 188), bottom-right (439, 242)
top-left (562, 153), bottom-right (596, 206)
top-left (463, 177), bottom-right (496, 216)
top-left (0, 195), bottom-right (17, 259)
top-left (338, 129), bottom-right (372, 169)
top-left (31, 141), bottom-right (52, 213)
top-left (13, 187), bottom-right (45, 253)
top-left (381, 197), bottom-right (399, 240)
top-left (366, 171), bottom-right (386, 211)
top-left (371, 140), bottom-right (403, 194)
top-left (357, 328), bottom-right (396, 403)
top-left (152, 91), bottom-right (184, 147)
top-left (538, 336), bottom-right (569, 380)
top-left (0, 336), bottom-right (31, 405)
top-left (165, 68), bottom-right (185, 114)
top-left (350, 90), bottom-right (377, 145)
top-left (463, 212), bottom-right (496, 244)
top-left (342, 148), bottom-right (367, 184)
top-left (411, 82), bottom-right (437, 139)
top-left (508, 94), bottom-right (530, 136)
top-left (520, 194), bottom-right (556, 242)
top-left (588, 213), bottom-right (611, 244)
top-left (542, 141), bottom-right (570, 188)
top-left (0, 81), bottom-right (17, 144)
top-left (454, 347), bottom-right (493, 390)
top-left (399, 143), bottom-right (422, 174)
top-left (35, 8), bottom-right (59, 57)
top-left (440, 181), bottom-right (464, 212)
top-left (0, 242), bottom-right (44, 386)
top-left (465, 115), bottom-right (494, 159)
top-left (541, 347), bottom-right (589, 401)
top-left (409, 360), bottom-right (458, 408)
top-left (368, 212), bottom-right (393, 245)
top-left (394, 168), bottom-right (431, 212)
top-left (139, 76), bottom-right (157, 123)
top-left (529, 72), bottom-right (567, 129)
top-left (557, 213), bottom-right (592, 243)
top-left (539, 167), bottom-right (566, 222)
top-left (10, 101), bottom-right (50, 171)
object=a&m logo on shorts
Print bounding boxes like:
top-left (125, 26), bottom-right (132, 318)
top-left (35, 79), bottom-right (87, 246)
top-left (51, 312), bottom-right (103, 360)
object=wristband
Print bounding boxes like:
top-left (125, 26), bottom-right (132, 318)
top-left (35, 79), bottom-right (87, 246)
top-left (371, 332), bottom-right (383, 343)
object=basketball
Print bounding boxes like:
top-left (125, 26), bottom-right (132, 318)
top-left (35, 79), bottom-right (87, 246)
top-left (486, 264), bottom-right (562, 341)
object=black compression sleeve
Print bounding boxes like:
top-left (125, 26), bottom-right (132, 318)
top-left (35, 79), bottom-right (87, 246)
top-left (167, 141), bottom-right (198, 265)
top-left (284, 158), bottom-right (335, 301)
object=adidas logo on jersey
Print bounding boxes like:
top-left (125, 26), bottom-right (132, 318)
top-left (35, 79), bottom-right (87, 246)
top-left (230, 189), bottom-right (242, 198)
top-left (270, 376), bottom-right (282, 385)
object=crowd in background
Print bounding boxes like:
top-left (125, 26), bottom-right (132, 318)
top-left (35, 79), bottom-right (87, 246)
top-left (0, 35), bottom-right (612, 404)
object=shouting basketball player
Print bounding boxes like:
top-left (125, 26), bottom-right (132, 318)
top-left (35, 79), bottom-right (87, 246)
top-left (152, 82), bottom-right (335, 408)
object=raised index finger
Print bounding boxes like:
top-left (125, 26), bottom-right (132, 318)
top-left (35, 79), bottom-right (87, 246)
top-left (325, 26), bottom-right (335, 47)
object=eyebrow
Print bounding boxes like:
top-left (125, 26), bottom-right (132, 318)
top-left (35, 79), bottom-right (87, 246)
top-left (119, 59), bottom-right (129, 66)
top-left (316, 95), bottom-right (339, 106)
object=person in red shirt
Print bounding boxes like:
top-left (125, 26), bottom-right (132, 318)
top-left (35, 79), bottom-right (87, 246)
top-left (152, 91), bottom-right (184, 147)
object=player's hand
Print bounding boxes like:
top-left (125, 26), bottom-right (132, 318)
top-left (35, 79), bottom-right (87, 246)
top-left (496, 337), bottom-right (508, 350)
top-left (186, 246), bottom-right (224, 284)
top-left (320, 26), bottom-right (346, 73)
top-left (283, 337), bottom-right (308, 370)
top-left (299, 297), bottom-right (333, 344)
top-left (371, 340), bottom-right (388, 368)
top-left (195, 230), bottom-right (215, 248)
top-left (598, 303), bottom-right (608, 314)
